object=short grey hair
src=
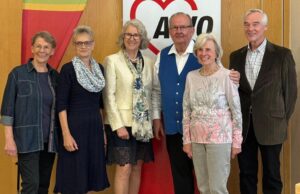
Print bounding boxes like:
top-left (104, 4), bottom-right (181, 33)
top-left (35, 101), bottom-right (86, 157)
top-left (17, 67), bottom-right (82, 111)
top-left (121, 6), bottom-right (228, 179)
top-left (118, 19), bottom-right (150, 50)
top-left (32, 31), bottom-right (56, 48)
top-left (244, 8), bottom-right (268, 26)
top-left (169, 12), bottom-right (193, 28)
top-left (193, 33), bottom-right (223, 64)
top-left (72, 25), bottom-right (94, 42)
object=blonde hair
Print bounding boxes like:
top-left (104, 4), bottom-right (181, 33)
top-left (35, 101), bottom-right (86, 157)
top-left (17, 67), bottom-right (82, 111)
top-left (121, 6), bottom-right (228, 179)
top-left (193, 33), bottom-right (223, 64)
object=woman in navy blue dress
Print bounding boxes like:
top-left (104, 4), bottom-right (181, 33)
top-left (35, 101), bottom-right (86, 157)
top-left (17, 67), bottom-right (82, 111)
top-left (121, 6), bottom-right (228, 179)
top-left (54, 25), bottom-right (109, 194)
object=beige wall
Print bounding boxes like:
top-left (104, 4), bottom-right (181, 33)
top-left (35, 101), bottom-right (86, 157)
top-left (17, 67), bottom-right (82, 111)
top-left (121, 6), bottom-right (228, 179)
top-left (291, 0), bottom-right (300, 193)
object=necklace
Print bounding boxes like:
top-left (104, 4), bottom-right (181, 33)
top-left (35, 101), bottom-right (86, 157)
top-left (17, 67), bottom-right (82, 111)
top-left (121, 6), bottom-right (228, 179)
top-left (123, 50), bottom-right (143, 73)
top-left (129, 57), bottom-right (139, 63)
top-left (123, 50), bottom-right (139, 63)
top-left (199, 65), bottom-right (220, 76)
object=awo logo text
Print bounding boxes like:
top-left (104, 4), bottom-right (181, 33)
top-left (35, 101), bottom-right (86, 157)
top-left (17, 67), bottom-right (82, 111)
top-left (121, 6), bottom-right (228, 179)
top-left (123, 0), bottom-right (221, 57)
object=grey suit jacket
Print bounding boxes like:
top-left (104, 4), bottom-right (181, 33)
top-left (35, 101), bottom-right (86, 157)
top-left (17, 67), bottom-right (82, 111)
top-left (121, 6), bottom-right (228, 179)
top-left (229, 41), bottom-right (297, 145)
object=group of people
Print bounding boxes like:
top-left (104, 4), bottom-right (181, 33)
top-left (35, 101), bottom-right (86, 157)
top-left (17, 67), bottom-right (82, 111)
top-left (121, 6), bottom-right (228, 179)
top-left (0, 8), bottom-right (297, 194)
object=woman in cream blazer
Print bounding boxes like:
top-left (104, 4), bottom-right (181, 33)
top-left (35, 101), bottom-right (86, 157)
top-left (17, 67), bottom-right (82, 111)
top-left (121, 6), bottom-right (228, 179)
top-left (104, 49), bottom-right (153, 130)
top-left (103, 19), bottom-right (154, 194)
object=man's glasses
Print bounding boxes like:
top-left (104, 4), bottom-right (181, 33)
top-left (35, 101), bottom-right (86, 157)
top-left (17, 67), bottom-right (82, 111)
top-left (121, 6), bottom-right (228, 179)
top-left (124, 33), bottom-right (141, 40)
top-left (74, 40), bottom-right (94, 47)
top-left (169, 25), bottom-right (192, 31)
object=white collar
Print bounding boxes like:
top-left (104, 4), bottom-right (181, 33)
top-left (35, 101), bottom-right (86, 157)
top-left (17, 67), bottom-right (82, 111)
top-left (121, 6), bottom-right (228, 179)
top-left (168, 40), bottom-right (194, 56)
top-left (247, 38), bottom-right (267, 53)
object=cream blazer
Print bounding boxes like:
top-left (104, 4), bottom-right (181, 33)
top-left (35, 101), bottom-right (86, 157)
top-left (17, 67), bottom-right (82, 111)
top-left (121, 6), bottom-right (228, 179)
top-left (103, 50), bottom-right (153, 131)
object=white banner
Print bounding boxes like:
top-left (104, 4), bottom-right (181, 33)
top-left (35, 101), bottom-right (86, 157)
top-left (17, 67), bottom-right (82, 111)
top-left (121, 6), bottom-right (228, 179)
top-left (123, 0), bottom-right (221, 58)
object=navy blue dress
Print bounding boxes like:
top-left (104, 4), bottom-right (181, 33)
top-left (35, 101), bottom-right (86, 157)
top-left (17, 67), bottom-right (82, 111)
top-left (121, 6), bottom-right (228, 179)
top-left (54, 62), bottom-right (109, 194)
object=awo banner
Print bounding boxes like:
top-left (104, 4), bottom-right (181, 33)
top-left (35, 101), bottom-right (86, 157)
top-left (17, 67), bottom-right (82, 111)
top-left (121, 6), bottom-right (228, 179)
top-left (22, 0), bottom-right (88, 69)
top-left (123, 0), bottom-right (221, 58)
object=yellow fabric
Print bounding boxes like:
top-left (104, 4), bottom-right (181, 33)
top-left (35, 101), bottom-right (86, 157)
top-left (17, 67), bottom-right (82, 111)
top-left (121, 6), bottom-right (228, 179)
top-left (23, 3), bottom-right (86, 11)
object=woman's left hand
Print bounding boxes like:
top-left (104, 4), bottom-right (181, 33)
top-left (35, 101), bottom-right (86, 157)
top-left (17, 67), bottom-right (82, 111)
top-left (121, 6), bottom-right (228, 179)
top-left (183, 143), bottom-right (193, 159)
top-left (63, 133), bottom-right (78, 152)
top-left (4, 136), bottom-right (17, 157)
top-left (231, 147), bottom-right (242, 159)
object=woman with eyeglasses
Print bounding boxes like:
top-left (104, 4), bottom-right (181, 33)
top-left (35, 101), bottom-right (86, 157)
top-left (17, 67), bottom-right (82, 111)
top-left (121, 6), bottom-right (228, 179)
top-left (54, 25), bottom-right (109, 194)
top-left (1, 31), bottom-right (59, 194)
top-left (103, 19), bottom-right (154, 194)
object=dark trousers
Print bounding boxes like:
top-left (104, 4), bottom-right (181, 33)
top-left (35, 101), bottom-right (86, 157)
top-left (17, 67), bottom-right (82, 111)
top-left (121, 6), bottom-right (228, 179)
top-left (18, 144), bottom-right (55, 194)
top-left (238, 116), bottom-right (283, 194)
top-left (166, 133), bottom-right (194, 194)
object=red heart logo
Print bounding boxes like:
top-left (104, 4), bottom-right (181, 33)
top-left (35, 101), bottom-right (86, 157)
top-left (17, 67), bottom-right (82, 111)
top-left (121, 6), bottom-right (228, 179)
top-left (130, 0), bottom-right (198, 55)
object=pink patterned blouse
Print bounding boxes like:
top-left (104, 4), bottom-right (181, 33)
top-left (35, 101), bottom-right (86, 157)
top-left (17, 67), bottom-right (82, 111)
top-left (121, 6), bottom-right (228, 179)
top-left (182, 66), bottom-right (243, 148)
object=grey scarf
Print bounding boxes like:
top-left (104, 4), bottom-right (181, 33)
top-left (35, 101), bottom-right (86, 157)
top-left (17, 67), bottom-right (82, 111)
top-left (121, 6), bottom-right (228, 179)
top-left (72, 56), bottom-right (105, 92)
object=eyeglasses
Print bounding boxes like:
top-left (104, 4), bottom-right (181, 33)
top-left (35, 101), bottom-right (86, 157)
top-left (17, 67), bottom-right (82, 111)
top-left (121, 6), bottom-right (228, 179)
top-left (74, 40), bottom-right (94, 47)
top-left (169, 25), bottom-right (192, 31)
top-left (33, 44), bottom-right (52, 51)
top-left (124, 33), bottom-right (141, 40)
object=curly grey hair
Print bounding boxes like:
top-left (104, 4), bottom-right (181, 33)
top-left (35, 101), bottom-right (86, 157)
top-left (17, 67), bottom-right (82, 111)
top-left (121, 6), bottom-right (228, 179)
top-left (118, 19), bottom-right (150, 50)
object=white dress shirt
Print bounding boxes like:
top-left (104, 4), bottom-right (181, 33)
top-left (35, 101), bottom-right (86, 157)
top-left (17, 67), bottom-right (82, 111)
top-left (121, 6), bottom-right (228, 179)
top-left (152, 40), bottom-right (195, 119)
top-left (245, 39), bottom-right (267, 89)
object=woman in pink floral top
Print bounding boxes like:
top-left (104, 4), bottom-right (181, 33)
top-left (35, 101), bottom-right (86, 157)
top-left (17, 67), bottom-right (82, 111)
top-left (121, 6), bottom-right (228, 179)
top-left (182, 33), bottom-right (243, 194)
